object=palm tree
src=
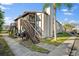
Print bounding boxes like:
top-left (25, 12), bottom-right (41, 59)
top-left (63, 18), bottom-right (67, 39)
top-left (43, 3), bottom-right (73, 40)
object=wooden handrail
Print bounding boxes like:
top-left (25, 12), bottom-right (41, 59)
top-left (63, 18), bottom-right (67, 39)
top-left (22, 18), bottom-right (41, 38)
top-left (21, 20), bottom-right (40, 43)
top-left (23, 20), bottom-right (40, 38)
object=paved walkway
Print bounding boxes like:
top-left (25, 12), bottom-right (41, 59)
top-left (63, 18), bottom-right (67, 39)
top-left (2, 34), bottom-right (77, 56)
top-left (71, 37), bottom-right (79, 56)
top-left (36, 42), bottom-right (57, 51)
top-left (3, 35), bottom-right (47, 56)
top-left (48, 37), bottom-right (77, 56)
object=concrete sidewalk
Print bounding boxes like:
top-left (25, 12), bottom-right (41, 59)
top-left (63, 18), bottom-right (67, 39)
top-left (36, 42), bottom-right (57, 51)
top-left (3, 35), bottom-right (77, 56)
top-left (3, 36), bottom-right (47, 56)
top-left (71, 37), bottom-right (79, 56)
top-left (48, 37), bottom-right (76, 56)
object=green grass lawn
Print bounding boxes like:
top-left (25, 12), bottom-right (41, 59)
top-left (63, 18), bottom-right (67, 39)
top-left (42, 32), bottom-right (71, 46)
top-left (28, 32), bottom-right (70, 53)
top-left (57, 32), bottom-right (71, 37)
top-left (0, 35), bottom-right (14, 56)
top-left (0, 30), bottom-right (9, 34)
top-left (30, 44), bottom-right (49, 53)
top-left (21, 39), bottom-right (49, 54)
top-left (42, 37), bottom-right (69, 46)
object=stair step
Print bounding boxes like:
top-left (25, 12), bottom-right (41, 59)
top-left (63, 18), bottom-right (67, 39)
top-left (21, 19), bottom-right (40, 44)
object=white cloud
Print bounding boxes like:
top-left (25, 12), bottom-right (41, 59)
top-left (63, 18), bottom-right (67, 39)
top-left (64, 18), bottom-right (68, 21)
top-left (61, 9), bottom-right (68, 12)
top-left (68, 20), bottom-right (78, 24)
top-left (61, 5), bottom-right (78, 12)
top-left (4, 17), bottom-right (11, 20)
top-left (64, 12), bottom-right (72, 15)
top-left (0, 5), bottom-right (6, 10)
top-left (0, 5), bottom-right (9, 10)
top-left (4, 17), bottom-right (14, 25)
top-left (61, 8), bottom-right (73, 15)
top-left (62, 18), bottom-right (74, 24)
top-left (0, 3), bottom-right (13, 5)
top-left (63, 18), bottom-right (79, 24)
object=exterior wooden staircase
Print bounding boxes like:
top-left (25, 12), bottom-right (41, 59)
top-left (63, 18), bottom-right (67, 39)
top-left (21, 18), bottom-right (41, 44)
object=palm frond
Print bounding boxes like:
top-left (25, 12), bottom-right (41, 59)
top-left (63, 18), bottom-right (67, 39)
top-left (64, 3), bottom-right (73, 10)
top-left (55, 3), bottom-right (62, 9)
top-left (43, 3), bottom-right (50, 10)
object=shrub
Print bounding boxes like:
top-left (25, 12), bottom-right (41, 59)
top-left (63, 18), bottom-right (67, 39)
top-left (57, 32), bottom-right (71, 37)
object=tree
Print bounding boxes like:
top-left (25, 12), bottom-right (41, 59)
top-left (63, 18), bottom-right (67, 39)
top-left (43, 3), bottom-right (73, 40)
top-left (0, 8), bottom-right (4, 32)
top-left (63, 23), bottom-right (75, 32)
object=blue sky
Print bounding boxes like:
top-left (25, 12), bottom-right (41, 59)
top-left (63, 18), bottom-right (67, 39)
top-left (0, 3), bottom-right (79, 25)
top-left (56, 3), bottom-right (79, 25)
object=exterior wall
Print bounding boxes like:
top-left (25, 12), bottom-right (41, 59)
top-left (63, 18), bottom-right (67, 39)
top-left (14, 7), bottom-right (64, 38)
top-left (36, 12), bottom-right (53, 38)
top-left (44, 6), bottom-right (54, 38)
top-left (44, 6), bottom-right (64, 37)
top-left (36, 13), bottom-right (50, 38)
top-left (36, 13), bottom-right (42, 34)
top-left (36, 13), bottom-right (45, 38)
top-left (15, 18), bottom-right (21, 33)
top-left (44, 13), bottom-right (52, 38)
top-left (15, 18), bottom-right (24, 33)
top-left (44, 7), bottom-right (51, 15)
top-left (41, 13), bottom-right (46, 38)
top-left (56, 21), bottom-right (63, 33)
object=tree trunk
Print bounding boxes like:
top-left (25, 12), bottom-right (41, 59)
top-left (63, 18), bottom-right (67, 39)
top-left (53, 3), bottom-right (57, 40)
